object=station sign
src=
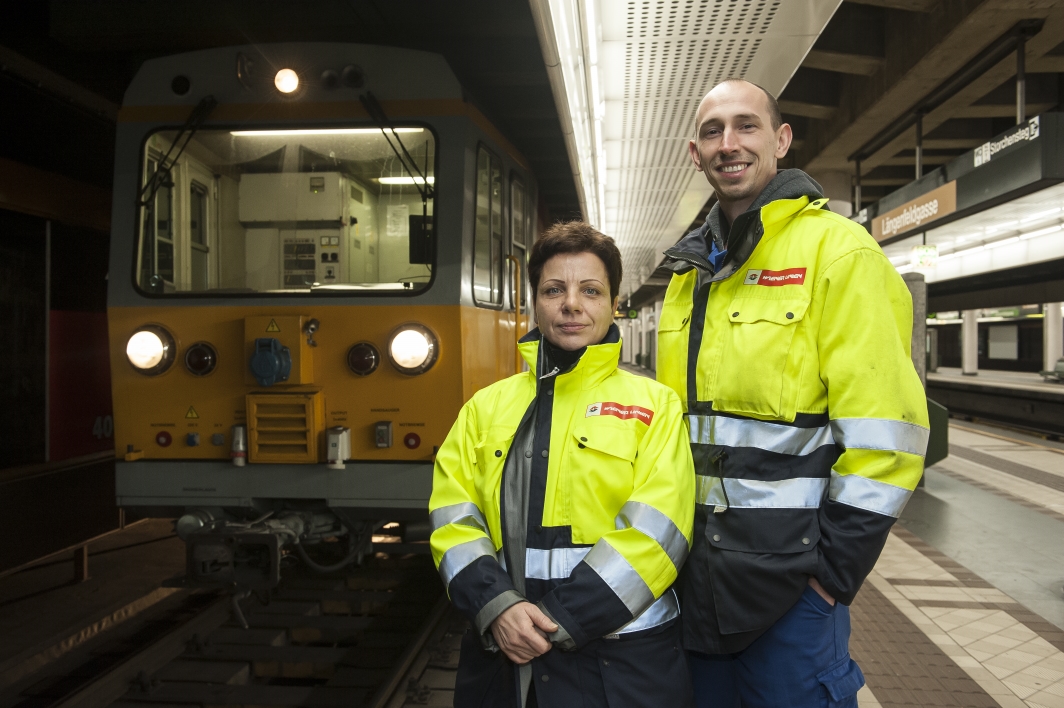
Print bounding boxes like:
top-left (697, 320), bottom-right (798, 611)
top-left (872, 181), bottom-right (956, 242)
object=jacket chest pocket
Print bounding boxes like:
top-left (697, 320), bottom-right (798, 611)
top-left (472, 427), bottom-right (514, 545)
top-left (711, 297), bottom-right (809, 419)
top-left (568, 424), bottom-right (638, 541)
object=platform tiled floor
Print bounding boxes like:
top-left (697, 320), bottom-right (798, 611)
top-left (396, 422), bottom-right (1064, 708)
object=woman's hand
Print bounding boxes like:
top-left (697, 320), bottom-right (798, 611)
top-left (490, 602), bottom-right (559, 664)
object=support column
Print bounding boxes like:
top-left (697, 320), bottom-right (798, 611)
top-left (902, 273), bottom-right (927, 387)
top-left (962, 309), bottom-right (979, 375)
top-left (1017, 35), bottom-right (1027, 125)
top-left (74, 545), bottom-right (89, 583)
top-left (914, 113), bottom-right (923, 180)
top-left (1045, 302), bottom-right (1063, 372)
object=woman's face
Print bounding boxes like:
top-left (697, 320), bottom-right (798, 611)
top-left (535, 251), bottom-right (619, 351)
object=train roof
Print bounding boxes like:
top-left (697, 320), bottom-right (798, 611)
top-left (123, 43), bottom-right (462, 108)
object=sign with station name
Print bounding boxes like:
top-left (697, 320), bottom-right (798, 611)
top-left (871, 181), bottom-right (957, 242)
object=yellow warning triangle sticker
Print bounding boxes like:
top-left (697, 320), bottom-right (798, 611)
top-left (265, 319), bottom-right (281, 333)
top-left (185, 406), bottom-right (199, 419)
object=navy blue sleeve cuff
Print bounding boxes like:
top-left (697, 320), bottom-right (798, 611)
top-left (816, 498), bottom-right (896, 605)
top-left (539, 562), bottom-right (632, 648)
top-left (449, 555), bottom-right (519, 625)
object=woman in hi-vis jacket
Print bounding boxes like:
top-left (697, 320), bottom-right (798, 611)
top-left (430, 221), bottom-right (695, 708)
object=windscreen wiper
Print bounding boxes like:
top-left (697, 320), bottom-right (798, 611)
top-left (137, 95), bottom-right (218, 207)
top-left (358, 91), bottom-right (435, 203)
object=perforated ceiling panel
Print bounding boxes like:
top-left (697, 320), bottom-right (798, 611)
top-left (600, 0), bottom-right (841, 297)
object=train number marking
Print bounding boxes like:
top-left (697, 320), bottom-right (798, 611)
top-left (92, 415), bottom-right (114, 439)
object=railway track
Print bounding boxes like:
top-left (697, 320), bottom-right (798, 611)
top-left (5, 551), bottom-right (456, 708)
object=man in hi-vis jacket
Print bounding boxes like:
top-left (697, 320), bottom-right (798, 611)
top-left (656, 79), bottom-right (929, 707)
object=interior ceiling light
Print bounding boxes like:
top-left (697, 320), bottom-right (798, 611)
top-left (230, 128), bottom-right (423, 136)
top-left (377, 176), bottom-right (435, 185)
top-left (274, 69), bottom-right (300, 94)
top-left (387, 324), bottom-right (438, 375)
top-left (126, 325), bottom-right (176, 375)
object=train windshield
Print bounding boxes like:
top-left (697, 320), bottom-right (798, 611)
top-left (135, 127), bottom-right (435, 295)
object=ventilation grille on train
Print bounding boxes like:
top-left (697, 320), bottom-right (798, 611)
top-left (247, 393), bottom-right (322, 463)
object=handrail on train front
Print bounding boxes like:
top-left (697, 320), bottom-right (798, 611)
top-left (507, 254), bottom-right (523, 375)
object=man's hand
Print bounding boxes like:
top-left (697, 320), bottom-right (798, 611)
top-left (809, 576), bottom-right (836, 606)
top-left (490, 602), bottom-right (559, 664)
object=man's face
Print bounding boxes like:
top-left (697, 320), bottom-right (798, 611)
top-left (688, 82), bottom-right (792, 212)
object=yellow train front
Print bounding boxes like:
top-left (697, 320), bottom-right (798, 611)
top-left (108, 43), bottom-right (534, 590)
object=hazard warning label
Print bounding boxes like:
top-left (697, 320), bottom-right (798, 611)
top-left (266, 319), bottom-right (281, 332)
top-left (185, 406), bottom-right (200, 419)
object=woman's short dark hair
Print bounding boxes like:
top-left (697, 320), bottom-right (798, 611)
top-left (528, 221), bottom-right (623, 303)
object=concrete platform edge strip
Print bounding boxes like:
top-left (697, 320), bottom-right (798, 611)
top-left (0, 585), bottom-right (181, 690)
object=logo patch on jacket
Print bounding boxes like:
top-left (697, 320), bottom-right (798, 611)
top-left (586, 402), bottom-right (654, 424)
top-left (743, 268), bottom-right (807, 286)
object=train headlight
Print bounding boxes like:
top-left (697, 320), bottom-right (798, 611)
top-left (126, 325), bottom-right (175, 375)
top-left (274, 69), bottom-right (300, 94)
top-left (347, 342), bottom-right (380, 376)
top-left (184, 342), bottom-right (218, 377)
top-left (388, 324), bottom-right (438, 375)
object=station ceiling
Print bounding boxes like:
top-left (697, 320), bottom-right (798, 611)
top-left (3, 1), bottom-right (1064, 301)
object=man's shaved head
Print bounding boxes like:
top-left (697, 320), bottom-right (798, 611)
top-left (697, 78), bottom-right (782, 133)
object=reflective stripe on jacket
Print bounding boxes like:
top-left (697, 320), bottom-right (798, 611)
top-left (656, 169), bottom-right (929, 654)
top-left (430, 327), bottom-right (694, 707)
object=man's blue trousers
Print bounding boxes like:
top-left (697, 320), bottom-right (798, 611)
top-left (688, 585), bottom-right (865, 708)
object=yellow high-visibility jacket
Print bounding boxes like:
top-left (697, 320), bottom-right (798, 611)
top-left (657, 169), bottom-right (929, 654)
top-left (430, 327), bottom-right (694, 707)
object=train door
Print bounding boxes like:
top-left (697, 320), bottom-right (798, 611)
top-left (470, 145), bottom-right (507, 392)
top-left (510, 175), bottom-right (533, 371)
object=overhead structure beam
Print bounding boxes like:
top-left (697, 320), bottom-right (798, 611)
top-left (845, 0), bottom-right (939, 10)
top-left (802, 49), bottom-right (884, 76)
top-left (0, 44), bottom-right (117, 121)
top-left (847, 19), bottom-right (1044, 164)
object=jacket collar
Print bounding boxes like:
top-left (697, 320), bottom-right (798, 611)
top-left (518, 324), bottom-right (621, 388)
top-left (664, 169), bottom-right (824, 280)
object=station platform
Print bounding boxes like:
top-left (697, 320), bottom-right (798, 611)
top-left (929, 368), bottom-right (1064, 397)
top-left (927, 369), bottom-right (1064, 437)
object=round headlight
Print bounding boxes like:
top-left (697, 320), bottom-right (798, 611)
top-left (274, 68), bottom-right (299, 94)
top-left (387, 324), bottom-right (438, 375)
top-left (347, 342), bottom-right (380, 376)
top-left (126, 325), bottom-right (175, 375)
top-left (184, 342), bottom-right (217, 376)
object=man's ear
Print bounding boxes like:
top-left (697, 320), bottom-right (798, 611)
top-left (775, 123), bottom-right (793, 159)
top-left (688, 139), bottom-right (703, 172)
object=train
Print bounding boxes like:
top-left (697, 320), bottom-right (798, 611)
top-left (108, 43), bottom-right (536, 590)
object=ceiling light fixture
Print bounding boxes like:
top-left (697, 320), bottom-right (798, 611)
top-left (230, 128), bottom-right (423, 136)
top-left (377, 176), bottom-right (435, 185)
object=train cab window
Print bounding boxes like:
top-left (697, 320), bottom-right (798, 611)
top-left (473, 146), bottom-right (504, 306)
top-left (135, 126), bottom-right (436, 295)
